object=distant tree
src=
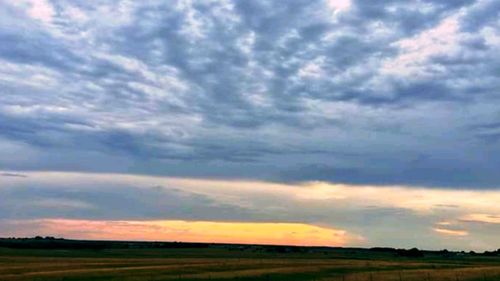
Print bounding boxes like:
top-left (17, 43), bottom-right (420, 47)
top-left (482, 249), bottom-right (500, 256)
top-left (370, 247), bottom-right (396, 253)
top-left (439, 249), bottom-right (454, 258)
top-left (396, 248), bottom-right (424, 258)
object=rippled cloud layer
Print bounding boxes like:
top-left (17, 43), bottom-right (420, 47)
top-left (0, 0), bottom-right (499, 187)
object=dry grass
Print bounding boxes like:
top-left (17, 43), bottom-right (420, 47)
top-left (325, 266), bottom-right (500, 281)
top-left (1, 250), bottom-right (499, 281)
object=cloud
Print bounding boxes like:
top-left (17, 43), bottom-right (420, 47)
top-left (326, 0), bottom-right (352, 19)
top-left (433, 227), bottom-right (469, 237)
top-left (0, 172), bottom-right (28, 178)
top-left (382, 13), bottom-right (461, 77)
top-left (27, 0), bottom-right (54, 23)
top-left (0, 0), bottom-right (499, 189)
top-left (2, 171), bottom-right (500, 250)
top-left (461, 213), bottom-right (500, 224)
top-left (460, 0), bottom-right (500, 32)
top-left (0, 174), bottom-right (256, 222)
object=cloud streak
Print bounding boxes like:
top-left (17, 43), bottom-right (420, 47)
top-left (2, 171), bottom-right (500, 250)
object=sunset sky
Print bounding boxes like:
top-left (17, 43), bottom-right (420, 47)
top-left (1, 0), bottom-right (500, 251)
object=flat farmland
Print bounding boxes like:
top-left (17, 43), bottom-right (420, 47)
top-left (1, 247), bottom-right (500, 281)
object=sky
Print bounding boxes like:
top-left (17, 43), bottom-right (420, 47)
top-left (0, 0), bottom-right (499, 251)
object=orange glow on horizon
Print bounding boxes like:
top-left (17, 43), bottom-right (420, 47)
top-left (15, 219), bottom-right (355, 247)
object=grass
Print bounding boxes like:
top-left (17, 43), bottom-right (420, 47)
top-left (1, 247), bottom-right (500, 281)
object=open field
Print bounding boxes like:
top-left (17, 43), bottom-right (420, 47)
top-left (1, 246), bottom-right (500, 281)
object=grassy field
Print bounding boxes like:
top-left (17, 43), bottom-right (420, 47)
top-left (1, 247), bottom-right (500, 281)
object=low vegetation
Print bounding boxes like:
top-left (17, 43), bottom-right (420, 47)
top-left (1, 238), bottom-right (499, 281)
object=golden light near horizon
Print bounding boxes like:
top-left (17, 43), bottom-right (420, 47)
top-left (4, 219), bottom-right (354, 247)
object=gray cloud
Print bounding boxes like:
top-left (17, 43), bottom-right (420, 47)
top-left (0, 181), bottom-right (255, 222)
top-left (0, 0), bottom-right (499, 188)
top-left (0, 172), bottom-right (28, 178)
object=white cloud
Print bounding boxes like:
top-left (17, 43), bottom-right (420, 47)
top-left (298, 57), bottom-right (326, 79)
top-left (63, 6), bottom-right (89, 24)
top-left (434, 227), bottom-right (469, 237)
top-left (176, 0), bottom-right (210, 40)
top-left (27, 0), bottom-right (54, 23)
top-left (382, 13), bottom-right (462, 77)
top-left (326, 0), bottom-right (352, 19)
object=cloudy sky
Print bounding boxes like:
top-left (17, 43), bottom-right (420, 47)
top-left (1, 0), bottom-right (499, 250)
